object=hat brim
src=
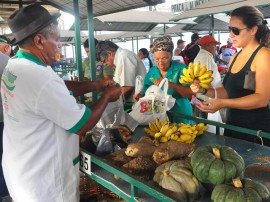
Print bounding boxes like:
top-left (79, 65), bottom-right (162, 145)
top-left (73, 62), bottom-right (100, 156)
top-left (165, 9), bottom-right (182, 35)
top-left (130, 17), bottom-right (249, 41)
top-left (11, 13), bottom-right (60, 46)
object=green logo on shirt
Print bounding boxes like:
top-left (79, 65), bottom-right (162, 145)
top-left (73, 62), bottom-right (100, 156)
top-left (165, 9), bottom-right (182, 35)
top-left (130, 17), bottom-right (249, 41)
top-left (2, 69), bottom-right (17, 91)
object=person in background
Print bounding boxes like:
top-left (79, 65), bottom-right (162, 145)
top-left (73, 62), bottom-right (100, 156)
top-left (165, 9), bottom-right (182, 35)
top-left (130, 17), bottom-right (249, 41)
top-left (96, 40), bottom-right (146, 112)
top-left (217, 37), bottom-right (237, 66)
top-left (133, 36), bottom-right (194, 124)
top-left (138, 48), bottom-right (153, 72)
top-left (82, 38), bottom-right (114, 81)
top-left (190, 6), bottom-right (270, 146)
top-left (0, 35), bottom-right (11, 201)
top-left (2, 4), bottom-right (122, 202)
top-left (149, 44), bottom-right (156, 67)
top-left (174, 39), bottom-right (185, 56)
top-left (193, 35), bottom-right (223, 133)
top-left (184, 33), bottom-right (201, 65)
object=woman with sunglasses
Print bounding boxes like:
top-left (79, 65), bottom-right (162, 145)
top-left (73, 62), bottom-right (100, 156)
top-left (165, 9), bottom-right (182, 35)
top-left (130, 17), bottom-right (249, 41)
top-left (133, 36), bottom-right (194, 123)
top-left (190, 6), bottom-right (270, 146)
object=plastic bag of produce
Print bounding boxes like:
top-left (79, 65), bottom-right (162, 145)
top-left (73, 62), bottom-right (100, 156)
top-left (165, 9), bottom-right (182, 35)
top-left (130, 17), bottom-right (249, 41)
top-left (129, 78), bottom-right (175, 125)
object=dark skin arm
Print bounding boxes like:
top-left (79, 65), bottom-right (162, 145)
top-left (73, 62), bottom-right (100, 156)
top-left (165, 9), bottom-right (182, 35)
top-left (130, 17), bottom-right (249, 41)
top-left (64, 79), bottom-right (115, 97)
top-left (76, 84), bottom-right (122, 137)
top-left (122, 86), bottom-right (134, 100)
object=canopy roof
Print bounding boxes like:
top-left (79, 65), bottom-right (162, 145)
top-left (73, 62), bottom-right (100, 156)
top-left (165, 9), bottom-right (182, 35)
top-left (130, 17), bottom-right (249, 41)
top-left (41, 0), bottom-right (165, 18)
top-left (170, 0), bottom-right (270, 21)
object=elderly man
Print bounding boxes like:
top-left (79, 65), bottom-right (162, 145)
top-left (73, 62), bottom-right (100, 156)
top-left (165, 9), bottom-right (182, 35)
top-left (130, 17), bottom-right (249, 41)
top-left (2, 4), bottom-right (121, 202)
top-left (0, 35), bottom-right (11, 200)
top-left (194, 35), bottom-right (223, 133)
top-left (96, 41), bottom-right (146, 111)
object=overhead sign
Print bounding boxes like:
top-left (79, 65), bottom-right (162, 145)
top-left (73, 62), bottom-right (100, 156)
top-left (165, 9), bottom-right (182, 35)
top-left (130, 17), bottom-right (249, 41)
top-left (171, 0), bottom-right (211, 13)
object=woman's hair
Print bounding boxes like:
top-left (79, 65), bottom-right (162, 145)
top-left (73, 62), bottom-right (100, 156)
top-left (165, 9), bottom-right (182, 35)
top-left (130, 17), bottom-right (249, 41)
top-left (231, 6), bottom-right (270, 47)
top-left (139, 48), bottom-right (153, 68)
top-left (153, 35), bottom-right (174, 54)
top-left (95, 40), bottom-right (119, 61)
top-left (139, 48), bottom-right (149, 58)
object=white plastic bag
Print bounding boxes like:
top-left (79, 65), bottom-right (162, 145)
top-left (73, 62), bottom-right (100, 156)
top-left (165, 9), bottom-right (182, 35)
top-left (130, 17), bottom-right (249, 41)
top-left (129, 78), bottom-right (176, 125)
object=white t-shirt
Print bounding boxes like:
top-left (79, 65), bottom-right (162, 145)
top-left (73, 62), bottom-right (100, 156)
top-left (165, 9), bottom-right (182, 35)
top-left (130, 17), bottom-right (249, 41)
top-left (1, 50), bottom-right (91, 202)
top-left (113, 47), bottom-right (146, 87)
top-left (194, 49), bottom-right (223, 134)
top-left (194, 49), bottom-right (222, 88)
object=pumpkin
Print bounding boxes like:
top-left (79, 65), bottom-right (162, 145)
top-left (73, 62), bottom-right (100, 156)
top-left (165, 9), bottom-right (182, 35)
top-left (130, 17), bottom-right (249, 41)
top-left (211, 178), bottom-right (270, 202)
top-left (153, 160), bottom-right (200, 202)
top-left (191, 145), bottom-right (245, 185)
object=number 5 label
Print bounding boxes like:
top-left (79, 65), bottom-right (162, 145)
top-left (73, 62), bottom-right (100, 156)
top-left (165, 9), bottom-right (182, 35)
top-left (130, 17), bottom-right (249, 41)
top-left (79, 151), bottom-right (91, 175)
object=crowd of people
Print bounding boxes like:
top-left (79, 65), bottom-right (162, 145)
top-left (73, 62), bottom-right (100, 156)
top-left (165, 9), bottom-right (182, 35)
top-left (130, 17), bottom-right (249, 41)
top-left (0, 2), bottom-right (270, 202)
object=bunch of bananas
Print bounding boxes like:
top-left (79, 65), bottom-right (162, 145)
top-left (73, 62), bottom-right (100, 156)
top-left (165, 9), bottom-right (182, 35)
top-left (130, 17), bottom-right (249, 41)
top-left (144, 118), bottom-right (208, 144)
top-left (179, 61), bottom-right (213, 89)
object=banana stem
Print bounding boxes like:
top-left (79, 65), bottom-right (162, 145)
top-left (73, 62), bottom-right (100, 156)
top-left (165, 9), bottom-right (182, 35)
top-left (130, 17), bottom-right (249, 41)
top-left (163, 170), bottom-right (170, 177)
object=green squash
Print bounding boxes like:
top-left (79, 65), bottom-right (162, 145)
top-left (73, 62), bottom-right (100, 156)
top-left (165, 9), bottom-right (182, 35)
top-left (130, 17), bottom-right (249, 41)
top-left (153, 160), bottom-right (200, 202)
top-left (211, 178), bottom-right (270, 202)
top-left (191, 145), bottom-right (244, 185)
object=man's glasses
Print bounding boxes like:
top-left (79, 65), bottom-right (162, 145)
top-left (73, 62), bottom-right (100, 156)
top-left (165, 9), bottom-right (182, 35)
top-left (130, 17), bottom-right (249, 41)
top-left (228, 26), bottom-right (248, 35)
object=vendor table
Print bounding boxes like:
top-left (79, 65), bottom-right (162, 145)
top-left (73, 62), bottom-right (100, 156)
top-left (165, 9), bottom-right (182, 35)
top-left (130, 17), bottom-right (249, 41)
top-left (80, 114), bottom-right (270, 202)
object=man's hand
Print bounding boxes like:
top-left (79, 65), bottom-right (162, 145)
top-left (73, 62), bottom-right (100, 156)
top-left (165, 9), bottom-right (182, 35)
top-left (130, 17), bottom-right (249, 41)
top-left (103, 84), bottom-right (122, 102)
top-left (96, 79), bottom-right (116, 91)
top-left (133, 93), bottom-right (142, 102)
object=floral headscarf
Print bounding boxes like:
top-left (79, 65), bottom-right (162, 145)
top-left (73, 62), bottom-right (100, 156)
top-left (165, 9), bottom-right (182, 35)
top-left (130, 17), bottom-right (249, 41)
top-left (153, 35), bottom-right (174, 54)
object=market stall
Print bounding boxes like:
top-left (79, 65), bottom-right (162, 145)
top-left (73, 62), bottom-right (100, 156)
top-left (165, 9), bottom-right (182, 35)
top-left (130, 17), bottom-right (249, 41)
top-left (79, 113), bottom-right (270, 202)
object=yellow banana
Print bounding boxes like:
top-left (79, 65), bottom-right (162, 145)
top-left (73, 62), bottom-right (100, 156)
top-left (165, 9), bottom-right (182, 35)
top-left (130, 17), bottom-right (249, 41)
top-left (179, 128), bottom-right (193, 135)
top-left (183, 68), bottom-right (189, 77)
top-left (199, 70), bottom-right (213, 80)
top-left (149, 122), bottom-right (159, 133)
top-left (193, 61), bottom-right (201, 77)
top-left (154, 132), bottom-right (162, 139)
top-left (196, 123), bottom-right (205, 130)
top-left (188, 65), bottom-right (195, 79)
top-left (160, 136), bottom-right (168, 143)
top-left (160, 124), bottom-right (170, 135)
top-left (200, 77), bottom-right (213, 84)
top-left (170, 134), bottom-right (178, 141)
top-left (180, 75), bottom-right (190, 83)
top-left (198, 65), bottom-right (207, 77)
top-left (161, 118), bottom-right (169, 126)
top-left (165, 125), bottom-right (177, 137)
top-left (203, 125), bottom-right (209, 131)
top-left (155, 118), bottom-right (162, 131)
top-left (179, 78), bottom-right (189, 84)
top-left (180, 134), bottom-right (192, 141)
top-left (144, 128), bottom-right (155, 136)
top-left (199, 82), bottom-right (210, 89)
top-left (197, 130), bottom-right (204, 136)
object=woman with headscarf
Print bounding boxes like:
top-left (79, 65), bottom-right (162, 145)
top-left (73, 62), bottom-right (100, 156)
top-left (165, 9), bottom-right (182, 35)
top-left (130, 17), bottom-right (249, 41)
top-left (134, 36), bottom-right (194, 123)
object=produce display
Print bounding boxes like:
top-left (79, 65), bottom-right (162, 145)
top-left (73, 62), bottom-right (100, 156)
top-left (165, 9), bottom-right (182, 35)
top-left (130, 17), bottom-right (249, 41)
top-left (211, 178), bottom-right (270, 202)
top-left (153, 141), bottom-right (195, 164)
top-left (144, 118), bottom-right (208, 144)
top-left (153, 160), bottom-right (200, 202)
top-left (191, 145), bottom-right (245, 185)
top-left (179, 61), bottom-right (213, 89)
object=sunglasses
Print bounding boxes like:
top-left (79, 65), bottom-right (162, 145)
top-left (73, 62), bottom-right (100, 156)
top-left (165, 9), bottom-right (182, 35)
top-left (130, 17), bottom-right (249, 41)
top-left (228, 26), bottom-right (248, 35)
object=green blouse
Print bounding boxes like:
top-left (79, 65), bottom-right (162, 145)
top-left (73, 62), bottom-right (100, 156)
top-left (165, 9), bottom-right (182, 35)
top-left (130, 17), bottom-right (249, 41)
top-left (143, 61), bottom-right (193, 124)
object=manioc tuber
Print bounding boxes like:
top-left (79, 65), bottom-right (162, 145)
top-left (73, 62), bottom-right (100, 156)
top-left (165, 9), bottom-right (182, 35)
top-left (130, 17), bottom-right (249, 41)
top-left (104, 149), bottom-right (133, 167)
top-left (125, 142), bottom-right (156, 157)
top-left (153, 141), bottom-right (195, 164)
